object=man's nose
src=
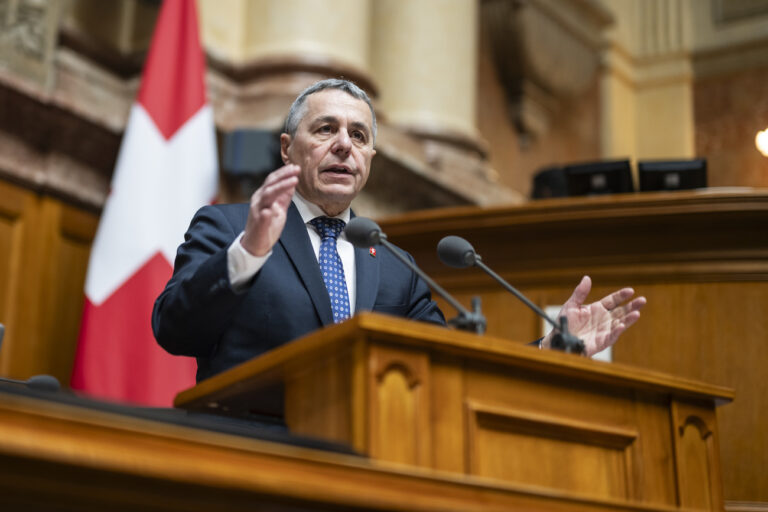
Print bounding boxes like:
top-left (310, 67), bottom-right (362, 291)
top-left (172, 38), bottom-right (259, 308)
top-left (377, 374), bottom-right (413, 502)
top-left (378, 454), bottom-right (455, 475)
top-left (332, 130), bottom-right (352, 155)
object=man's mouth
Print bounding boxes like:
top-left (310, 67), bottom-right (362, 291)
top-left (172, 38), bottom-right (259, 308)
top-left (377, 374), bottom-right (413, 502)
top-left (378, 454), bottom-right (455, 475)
top-left (321, 165), bottom-right (353, 175)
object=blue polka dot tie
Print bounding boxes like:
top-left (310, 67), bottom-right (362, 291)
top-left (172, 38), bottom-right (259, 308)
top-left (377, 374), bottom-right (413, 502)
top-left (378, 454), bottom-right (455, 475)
top-left (309, 216), bottom-right (351, 323)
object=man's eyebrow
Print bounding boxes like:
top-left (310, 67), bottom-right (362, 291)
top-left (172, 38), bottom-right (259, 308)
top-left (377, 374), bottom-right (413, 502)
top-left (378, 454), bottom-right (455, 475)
top-left (349, 121), bottom-right (371, 136)
top-left (313, 115), bottom-right (339, 125)
top-left (311, 116), bottom-right (371, 136)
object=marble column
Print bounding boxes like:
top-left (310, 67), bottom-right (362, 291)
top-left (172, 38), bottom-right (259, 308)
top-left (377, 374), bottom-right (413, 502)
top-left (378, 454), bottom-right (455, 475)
top-left (370, 0), bottom-right (482, 151)
top-left (197, 0), bottom-right (376, 134)
top-left (198, 0), bottom-right (372, 83)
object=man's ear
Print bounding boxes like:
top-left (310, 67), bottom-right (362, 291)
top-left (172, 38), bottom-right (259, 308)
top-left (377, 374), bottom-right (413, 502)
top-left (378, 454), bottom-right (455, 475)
top-left (280, 133), bottom-right (292, 164)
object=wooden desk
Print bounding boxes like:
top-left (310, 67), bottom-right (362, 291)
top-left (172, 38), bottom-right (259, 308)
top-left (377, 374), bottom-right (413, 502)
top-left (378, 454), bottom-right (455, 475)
top-left (177, 313), bottom-right (733, 511)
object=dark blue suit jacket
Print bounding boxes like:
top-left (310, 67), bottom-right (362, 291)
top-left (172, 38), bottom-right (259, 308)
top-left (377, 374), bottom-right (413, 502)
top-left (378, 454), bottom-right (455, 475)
top-left (152, 202), bottom-right (445, 382)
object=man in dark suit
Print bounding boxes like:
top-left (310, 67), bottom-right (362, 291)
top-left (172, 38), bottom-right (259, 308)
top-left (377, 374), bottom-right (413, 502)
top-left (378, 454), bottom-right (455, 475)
top-left (153, 79), bottom-right (444, 382)
top-left (153, 79), bottom-right (645, 383)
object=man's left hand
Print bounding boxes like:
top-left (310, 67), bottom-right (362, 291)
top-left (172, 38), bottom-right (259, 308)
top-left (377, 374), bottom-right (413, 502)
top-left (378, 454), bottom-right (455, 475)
top-left (541, 276), bottom-right (646, 356)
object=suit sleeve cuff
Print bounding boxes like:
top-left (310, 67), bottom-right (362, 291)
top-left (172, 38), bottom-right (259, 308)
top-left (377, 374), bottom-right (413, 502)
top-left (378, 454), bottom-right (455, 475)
top-left (227, 232), bottom-right (271, 291)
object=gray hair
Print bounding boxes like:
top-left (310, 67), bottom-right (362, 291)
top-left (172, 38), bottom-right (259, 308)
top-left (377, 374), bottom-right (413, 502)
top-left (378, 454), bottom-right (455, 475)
top-left (284, 79), bottom-right (377, 144)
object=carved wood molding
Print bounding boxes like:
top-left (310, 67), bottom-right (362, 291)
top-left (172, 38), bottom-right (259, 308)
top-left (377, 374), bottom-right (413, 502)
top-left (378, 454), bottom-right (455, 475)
top-left (367, 344), bottom-right (431, 466)
top-left (380, 190), bottom-right (768, 285)
top-left (465, 399), bottom-right (639, 498)
top-left (678, 415), bottom-right (714, 440)
top-left (466, 400), bottom-right (638, 448)
top-left (670, 400), bottom-right (722, 509)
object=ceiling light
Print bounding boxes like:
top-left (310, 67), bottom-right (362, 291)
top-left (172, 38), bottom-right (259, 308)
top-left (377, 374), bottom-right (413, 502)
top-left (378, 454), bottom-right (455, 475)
top-left (756, 128), bottom-right (768, 157)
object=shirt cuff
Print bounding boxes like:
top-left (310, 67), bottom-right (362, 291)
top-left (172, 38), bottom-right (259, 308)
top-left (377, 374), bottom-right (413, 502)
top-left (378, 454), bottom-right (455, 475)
top-left (227, 232), bottom-right (271, 291)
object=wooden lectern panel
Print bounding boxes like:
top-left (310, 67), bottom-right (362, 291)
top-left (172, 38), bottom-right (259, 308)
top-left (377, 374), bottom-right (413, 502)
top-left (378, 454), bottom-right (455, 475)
top-left (368, 343), bottom-right (432, 466)
top-left (466, 400), bottom-right (637, 498)
top-left (176, 312), bottom-right (733, 510)
top-left (671, 401), bottom-right (724, 510)
top-left (379, 189), bottom-right (768, 508)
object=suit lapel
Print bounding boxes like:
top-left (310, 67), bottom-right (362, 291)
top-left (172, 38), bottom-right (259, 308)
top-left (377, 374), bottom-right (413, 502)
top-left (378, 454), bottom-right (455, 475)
top-left (279, 203), bottom-right (334, 326)
top-left (353, 212), bottom-right (380, 312)
top-left (355, 246), bottom-right (379, 312)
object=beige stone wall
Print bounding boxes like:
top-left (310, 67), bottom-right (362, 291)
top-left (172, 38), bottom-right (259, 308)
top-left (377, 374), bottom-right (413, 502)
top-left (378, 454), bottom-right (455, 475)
top-left (636, 81), bottom-right (694, 158)
top-left (688, 0), bottom-right (768, 191)
top-left (694, 65), bottom-right (768, 188)
top-left (478, 32), bottom-right (602, 197)
top-left (600, 0), bottom-right (695, 165)
top-left (476, 0), bottom-right (609, 197)
top-left (600, 0), bottom-right (768, 188)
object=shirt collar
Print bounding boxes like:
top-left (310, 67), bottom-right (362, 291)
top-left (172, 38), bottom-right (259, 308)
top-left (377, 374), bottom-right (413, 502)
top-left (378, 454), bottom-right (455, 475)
top-left (292, 191), bottom-right (351, 225)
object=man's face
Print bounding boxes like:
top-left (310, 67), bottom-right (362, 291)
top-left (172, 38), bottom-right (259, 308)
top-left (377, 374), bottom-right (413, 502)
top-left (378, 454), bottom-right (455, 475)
top-left (281, 89), bottom-right (376, 216)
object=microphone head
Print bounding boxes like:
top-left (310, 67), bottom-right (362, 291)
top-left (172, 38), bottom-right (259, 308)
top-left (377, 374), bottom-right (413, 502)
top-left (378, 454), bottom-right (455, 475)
top-left (345, 217), bottom-right (384, 247)
top-left (437, 236), bottom-right (478, 268)
top-left (27, 374), bottom-right (61, 392)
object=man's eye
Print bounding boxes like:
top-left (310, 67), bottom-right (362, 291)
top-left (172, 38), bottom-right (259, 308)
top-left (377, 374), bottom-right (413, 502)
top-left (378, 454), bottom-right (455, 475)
top-left (319, 125), bottom-right (333, 133)
top-left (351, 131), bottom-right (366, 142)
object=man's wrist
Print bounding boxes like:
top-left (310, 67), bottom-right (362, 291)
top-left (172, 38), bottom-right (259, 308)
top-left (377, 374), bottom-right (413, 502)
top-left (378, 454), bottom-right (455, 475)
top-left (240, 231), bottom-right (272, 257)
top-left (228, 232), bottom-right (271, 290)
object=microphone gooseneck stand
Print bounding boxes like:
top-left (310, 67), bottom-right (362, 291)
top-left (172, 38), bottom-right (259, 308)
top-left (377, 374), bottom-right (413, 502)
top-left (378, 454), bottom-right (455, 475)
top-left (345, 218), bottom-right (486, 335)
top-left (437, 235), bottom-right (584, 354)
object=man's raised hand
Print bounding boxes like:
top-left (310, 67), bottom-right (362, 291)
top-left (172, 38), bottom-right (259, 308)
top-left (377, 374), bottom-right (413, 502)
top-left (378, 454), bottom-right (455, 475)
top-left (241, 164), bottom-right (300, 256)
top-left (542, 276), bottom-right (647, 356)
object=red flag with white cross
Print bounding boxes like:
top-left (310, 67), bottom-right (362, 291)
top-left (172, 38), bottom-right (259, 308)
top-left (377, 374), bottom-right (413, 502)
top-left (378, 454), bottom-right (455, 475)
top-left (71, 0), bottom-right (217, 406)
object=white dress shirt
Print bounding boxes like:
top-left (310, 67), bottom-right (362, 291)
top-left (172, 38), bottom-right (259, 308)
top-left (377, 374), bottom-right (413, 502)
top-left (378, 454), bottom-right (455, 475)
top-left (226, 192), bottom-right (356, 314)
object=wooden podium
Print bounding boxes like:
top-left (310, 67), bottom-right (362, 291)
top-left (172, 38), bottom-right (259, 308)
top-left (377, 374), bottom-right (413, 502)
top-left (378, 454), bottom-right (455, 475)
top-left (377, 189), bottom-right (768, 507)
top-left (176, 312), bottom-right (733, 511)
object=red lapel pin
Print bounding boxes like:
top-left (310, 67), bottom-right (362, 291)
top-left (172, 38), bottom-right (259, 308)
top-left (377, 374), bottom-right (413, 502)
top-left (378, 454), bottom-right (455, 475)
top-left (369, 247), bottom-right (376, 257)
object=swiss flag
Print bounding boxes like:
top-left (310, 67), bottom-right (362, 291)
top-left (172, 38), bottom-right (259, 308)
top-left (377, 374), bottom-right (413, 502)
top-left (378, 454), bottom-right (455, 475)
top-left (71, 0), bottom-right (217, 406)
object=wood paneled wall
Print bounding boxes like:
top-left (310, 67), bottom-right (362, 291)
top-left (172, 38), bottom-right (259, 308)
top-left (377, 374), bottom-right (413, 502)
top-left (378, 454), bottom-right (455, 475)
top-left (380, 189), bottom-right (768, 507)
top-left (0, 179), bottom-right (98, 383)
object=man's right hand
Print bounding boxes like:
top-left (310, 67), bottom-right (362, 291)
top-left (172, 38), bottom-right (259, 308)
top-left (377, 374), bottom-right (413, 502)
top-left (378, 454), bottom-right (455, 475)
top-left (241, 164), bottom-right (300, 256)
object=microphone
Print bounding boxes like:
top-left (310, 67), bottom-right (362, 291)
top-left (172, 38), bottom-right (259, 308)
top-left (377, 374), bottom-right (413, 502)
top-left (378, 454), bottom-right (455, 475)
top-left (344, 217), bottom-right (385, 247)
top-left (0, 374), bottom-right (61, 392)
top-left (345, 218), bottom-right (486, 334)
top-left (437, 236), bottom-right (584, 354)
top-left (0, 322), bottom-right (61, 392)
